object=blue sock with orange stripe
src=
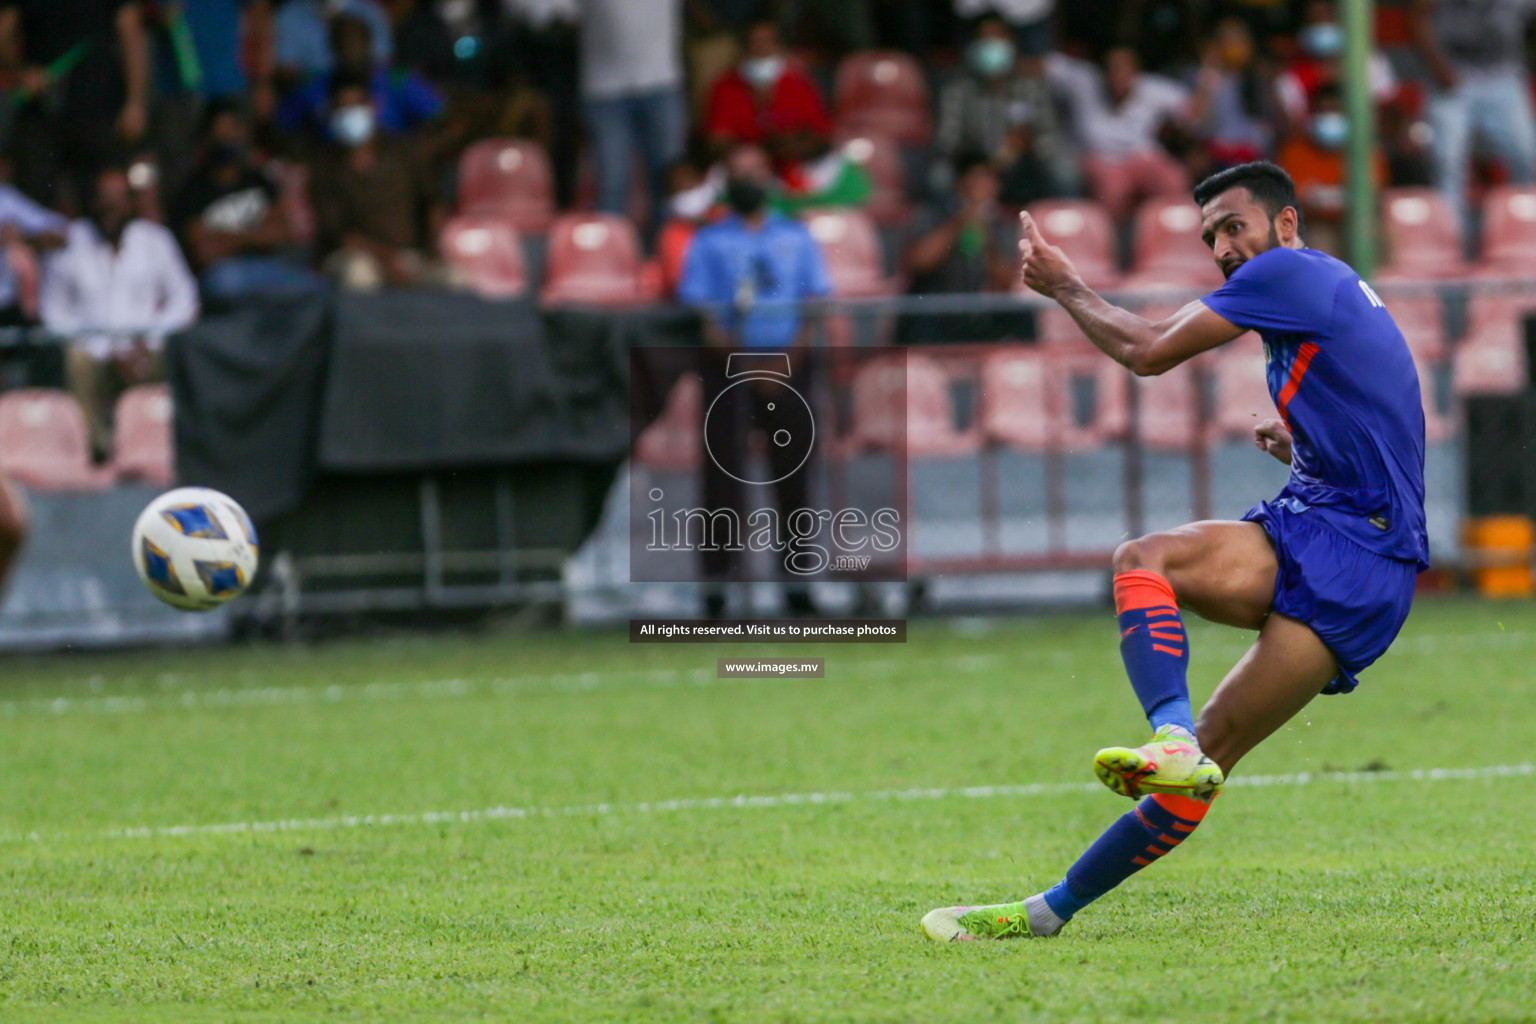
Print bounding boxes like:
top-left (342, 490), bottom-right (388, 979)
top-left (1114, 570), bottom-right (1196, 735)
top-left (1040, 793), bottom-right (1216, 920)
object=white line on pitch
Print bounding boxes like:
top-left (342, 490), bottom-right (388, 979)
top-left (5, 762), bottom-right (1527, 846)
top-left (0, 627), bottom-right (1528, 720)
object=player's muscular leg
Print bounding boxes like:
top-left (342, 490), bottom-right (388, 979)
top-left (1196, 612), bottom-right (1338, 774)
top-left (1113, 520), bottom-right (1278, 630)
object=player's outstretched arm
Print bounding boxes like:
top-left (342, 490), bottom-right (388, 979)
top-left (1018, 212), bottom-right (1244, 376)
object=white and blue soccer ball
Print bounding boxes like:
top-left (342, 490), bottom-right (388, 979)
top-left (131, 487), bottom-right (259, 611)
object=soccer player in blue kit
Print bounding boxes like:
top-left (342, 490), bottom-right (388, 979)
top-left (923, 161), bottom-right (1428, 941)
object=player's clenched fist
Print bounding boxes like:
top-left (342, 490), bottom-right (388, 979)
top-left (1253, 417), bottom-right (1293, 465)
top-left (1017, 211), bottom-right (1082, 299)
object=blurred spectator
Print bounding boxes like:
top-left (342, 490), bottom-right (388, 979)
top-left (308, 73), bottom-right (446, 289)
top-left (1193, 17), bottom-right (1275, 174)
top-left (499, 0), bottom-right (579, 207)
top-left (148, 1), bottom-right (275, 200)
top-left (0, 155), bottom-right (68, 325)
top-left (277, 12), bottom-right (444, 141)
top-left (935, 15), bottom-right (1077, 206)
top-left (678, 143), bottom-right (831, 348)
top-left (703, 17), bottom-right (832, 160)
top-left (1274, 0), bottom-right (1397, 141)
top-left (386, 0), bottom-right (456, 85)
top-left (657, 151), bottom-right (719, 296)
top-left (171, 101), bottom-right (319, 303)
top-left (1049, 46), bottom-right (1211, 221)
top-left (578, 0), bottom-right (687, 225)
top-left (42, 164), bottom-right (198, 455)
top-left (953, 0), bottom-right (1053, 55)
top-left (0, 0), bottom-right (150, 214)
top-left (1409, 0), bottom-right (1536, 227)
top-left (1275, 82), bottom-right (1387, 256)
top-left (274, 0), bottom-right (391, 81)
top-left (1125, 0), bottom-right (1203, 75)
top-left (773, 138), bottom-right (872, 215)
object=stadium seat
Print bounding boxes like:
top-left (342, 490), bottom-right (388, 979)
top-left (849, 353), bottom-right (978, 456)
top-left (0, 389), bottom-right (112, 490)
top-left (1418, 359), bottom-right (1453, 443)
top-left (1476, 186), bottom-right (1536, 277)
top-left (1209, 337), bottom-right (1274, 441)
top-left (979, 346), bottom-right (1056, 451)
top-left (1377, 188), bottom-right (1469, 281)
top-left (633, 374), bottom-right (701, 472)
top-left (1378, 289), bottom-right (1446, 362)
top-left (832, 51), bottom-right (932, 145)
top-left (1133, 363), bottom-right (1203, 451)
top-left (441, 214), bottom-right (529, 300)
top-left (838, 134), bottom-right (909, 225)
top-left (1123, 198), bottom-right (1225, 292)
top-left (1452, 292), bottom-right (1534, 396)
top-left (1025, 199), bottom-right (1120, 291)
top-left (110, 384), bottom-right (174, 486)
top-left (540, 213), bottom-right (661, 307)
top-left (804, 208), bottom-right (896, 298)
top-left (456, 138), bottom-right (556, 234)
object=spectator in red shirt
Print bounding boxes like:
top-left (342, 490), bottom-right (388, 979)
top-left (703, 17), bottom-right (831, 162)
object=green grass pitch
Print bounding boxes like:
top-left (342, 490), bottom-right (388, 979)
top-left (2, 596), bottom-right (1534, 1023)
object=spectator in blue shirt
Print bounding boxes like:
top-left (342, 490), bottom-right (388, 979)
top-left (678, 144), bottom-right (831, 349)
top-left (277, 11), bottom-right (443, 142)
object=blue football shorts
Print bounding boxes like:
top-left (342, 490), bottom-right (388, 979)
top-left (1242, 498), bottom-right (1419, 695)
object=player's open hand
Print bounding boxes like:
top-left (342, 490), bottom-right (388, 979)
top-left (1254, 418), bottom-right (1293, 465)
top-left (1017, 212), bottom-right (1082, 299)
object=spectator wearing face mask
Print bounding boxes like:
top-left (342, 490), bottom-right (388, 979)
top-left (703, 17), bottom-right (832, 160)
top-left (307, 74), bottom-right (447, 289)
top-left (677, 143), bottom-right (831, 349)
top-left (936, 15), bottom-right (1077, 206)
top-left (1274, 0), bottom-right (1396, 142)
top-left (1275, 83), bottom-right (1386, 256)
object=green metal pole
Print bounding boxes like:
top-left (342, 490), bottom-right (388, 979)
top-left (1342, 0), bottom-right (1377, 277)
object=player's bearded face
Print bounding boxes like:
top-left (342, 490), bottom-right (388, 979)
top-left (1215, 214), bottom-right (1283, 279)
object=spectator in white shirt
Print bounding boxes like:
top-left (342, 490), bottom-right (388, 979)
top-left (1050, 47), bottom-right (1213, 220)
top-left (42, 166), bottom-right (199, 455)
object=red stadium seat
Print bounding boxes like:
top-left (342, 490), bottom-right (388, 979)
top-left (1377, 289), bottom-right (1446, 362)
top-left (540, 213), bottom-right (660, 307)
top-left (849, 354), bottom-right (978, 456)
top-left (838, 134), bottom-right (909, 225)
top-left (1476, 186), bottom-right (1536, 277)
top-left (110, 384), bottom-right (174, 486)
top-left (1209, 337), bottom-right (1273, 441)
top-left (457, 138), bottom-right (555, 234)
top-left (1026, 199), bottom-right (1120, 291)
top-left (0, 389), bottom-right (112, 491)
top-left (441, 214), bottom-right (528, 300)
top-left (1452, 292), bottom-right (1534, 396)
top-left (803, 208), bottom-right (895, 298)
top-left (833, 51), bottom-right (932, 145)
top-left (1123, 198), bottom-right (1224, 292)
top-left (1377, 188), bottom-right (1469, 281)
top-left (1134, 363), bottom-right (1203, 451)
top-left (633, 374), bottom-right (702, 472)
top-left (980, 346), bottom-right (1057, 451)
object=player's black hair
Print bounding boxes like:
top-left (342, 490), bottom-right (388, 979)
top-left (1193, 160), bottom-right (1305, 239)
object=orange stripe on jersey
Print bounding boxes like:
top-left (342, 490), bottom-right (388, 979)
top-left (1276, 341), bottom-right (1320, 429)
top-left (1151, 644), bottom-right (1184, 656)
top-left (1113, 571), bottom-right (1178, 614)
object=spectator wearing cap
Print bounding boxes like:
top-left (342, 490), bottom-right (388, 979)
top-left (936, 15), bottom-right (1078, 206)
top-left (42, 164), bottom-right (198, 455)
top-left (171, 102), bottom-right (319, 303)
top-left (0, 0), bottom-right (151, 214)
top-left (704, 17), bottom-right (832, 161)
top-left (953, 0), bottom-right (1054, 56)
top-left (577, 0), bottom-right (687, 228)
top-left (1408, 0), bottom-right (1535, 228)
top-left (1049, 46), bottom-right (1214, 221)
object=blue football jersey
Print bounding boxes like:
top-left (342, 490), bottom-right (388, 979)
top-left (1201, 246), bottom-right (1428, 568)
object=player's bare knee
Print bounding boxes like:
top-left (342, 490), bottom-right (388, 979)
top-left (1112, 534), bottom-right (1174, 575)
